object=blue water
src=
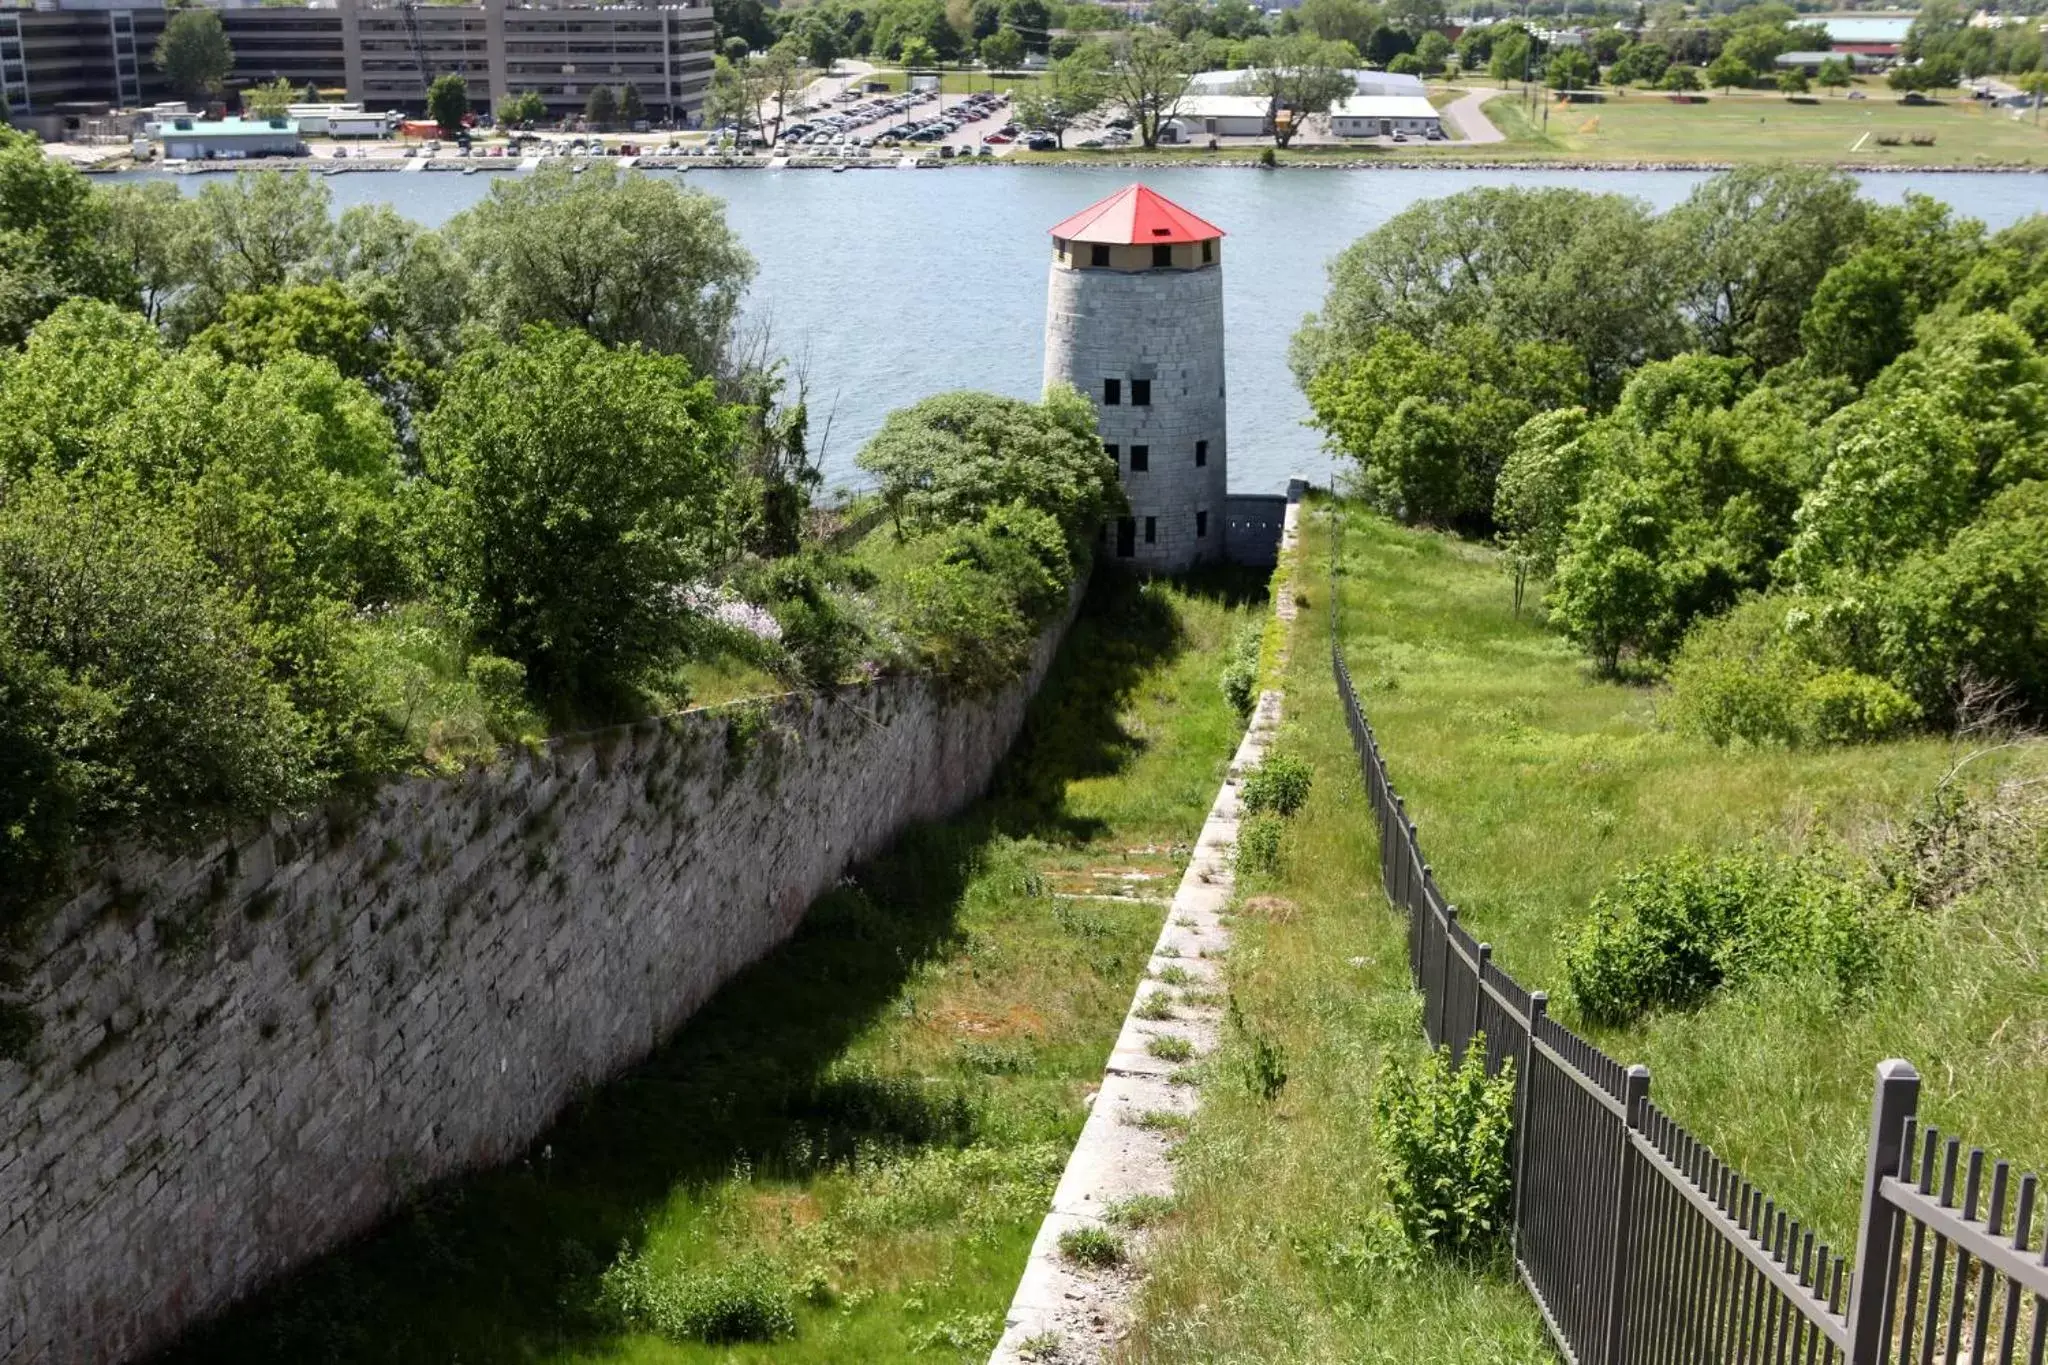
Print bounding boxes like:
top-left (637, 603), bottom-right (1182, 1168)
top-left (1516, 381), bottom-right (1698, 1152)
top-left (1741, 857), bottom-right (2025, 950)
top-left (137, 165), bottom-right (2048, 492)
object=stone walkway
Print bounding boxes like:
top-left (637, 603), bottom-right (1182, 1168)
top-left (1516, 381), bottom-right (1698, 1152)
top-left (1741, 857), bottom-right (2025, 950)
top-left (989, 499), bottom-right (1302, 1364)
top-left (1444, 86), bottom-right (1508, 144)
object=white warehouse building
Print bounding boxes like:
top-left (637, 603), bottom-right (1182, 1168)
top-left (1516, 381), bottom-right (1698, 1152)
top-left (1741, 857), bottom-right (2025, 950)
top-left (1329, 94), bottom-right (1443, 138)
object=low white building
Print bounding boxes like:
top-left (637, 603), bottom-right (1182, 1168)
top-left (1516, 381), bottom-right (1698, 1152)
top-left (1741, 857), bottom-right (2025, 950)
top-left (1328, 94), bottom-right (1443, 138)
top-left (286, 103), bottom-right (398, 137)
top-left (1160, 94), bottom-right (1273, 141)
top-left (152, 116), bottom-right (305, 159)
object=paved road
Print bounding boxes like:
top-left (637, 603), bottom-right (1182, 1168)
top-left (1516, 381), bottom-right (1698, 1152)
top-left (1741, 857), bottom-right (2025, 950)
top-left (1444, 86), bottom-right (1506, 144)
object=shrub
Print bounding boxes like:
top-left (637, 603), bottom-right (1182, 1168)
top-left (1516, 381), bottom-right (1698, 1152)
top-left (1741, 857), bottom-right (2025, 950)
top-left (597, 1250), bottom-right (797, 1344)
top-left (1375, 1039), bottom-right (1515, 1257)
top-left (1563, 849), bottom-right (1899, 1026)
top-left (1057, 1225), bottom-right (1124, 1267)
top-left (465, 653), bottom-right (536, 741)
top-left (1220, 617), bottom-right (1263, 716)
top-left (1235, 813), bottom-right (1284, 877)
top-left (1241, 753), bottom-right (1313, 817)
top-left (1227, 995), bottom-right (1288, 1101)
top-left (1800, 669), bottom-right (1920, 745)
top-left (1147, 1034), bottom-right (1194, 1062)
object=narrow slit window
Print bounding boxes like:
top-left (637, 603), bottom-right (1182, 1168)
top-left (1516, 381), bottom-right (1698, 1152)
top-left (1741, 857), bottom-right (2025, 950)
top-left (1131, 379), bottom-right (1151, 406)
top-left (1196, 509), bottom-right (1208, 538)
top-left (1104, 442), bottom-right (1119, 466)
top-left (1195, 439), bottom-right (1208, 467)
top-left (1103, 378), bottom-right (1121, 406)
top-left (1144, 516), bottom-right (1156, 544)
top-left (1129, 445), bottom-right (1149, 471)
top-left (1201, 239), bottom-right (1213, 264)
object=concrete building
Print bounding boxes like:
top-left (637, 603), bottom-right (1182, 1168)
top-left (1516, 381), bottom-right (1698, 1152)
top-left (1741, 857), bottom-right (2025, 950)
top-left (3, 0), bottom-right (712, 134)
top-left (1184, 66), bottom-right (1426, 98)
top-left (1043, 184), bottom-right (1230, 573)
top-left (152, 113), bottom-right (304, 157)
top-left (1774, 49), bottom-right (1876, 73)
top-left (1329, 93), bottom-right (1442, 138)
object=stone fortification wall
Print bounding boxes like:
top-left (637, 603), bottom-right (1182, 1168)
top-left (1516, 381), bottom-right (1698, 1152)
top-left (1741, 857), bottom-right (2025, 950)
top-left (0, 612), bottom-right (1071, 1365)
top-left (1043, 260), bottom-right (1230, 572)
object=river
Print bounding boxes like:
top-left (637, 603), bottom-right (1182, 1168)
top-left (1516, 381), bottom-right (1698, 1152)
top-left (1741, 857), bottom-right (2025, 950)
top-left (136, 165), bottom-right (2048, 493)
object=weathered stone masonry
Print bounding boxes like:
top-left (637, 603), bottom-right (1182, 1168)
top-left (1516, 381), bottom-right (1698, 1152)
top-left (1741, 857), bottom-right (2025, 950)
top-left (0, 610), bottom-right (1072, 1365)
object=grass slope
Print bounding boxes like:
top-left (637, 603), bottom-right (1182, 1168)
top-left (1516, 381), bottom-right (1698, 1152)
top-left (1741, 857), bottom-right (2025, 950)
top-left (1120, 505), bottom-right (1553, 1364)
top-left (157, 569), bottom-right (1259, 1365)
top-left (1328, 506), bottom-right (2047, 1254)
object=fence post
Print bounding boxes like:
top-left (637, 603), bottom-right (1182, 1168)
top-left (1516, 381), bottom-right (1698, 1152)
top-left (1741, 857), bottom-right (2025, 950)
top-left (1473, 943), bottom-right (1491, 1055)
top-left (1436, 906), bottom-right (1458, 1049)
top-left (1510, 990), bottom-right (1547, 1262)
top-left (1846, 1059), bottom-right (1920, 1365)
top-left (1601, 1064), bottom-right (1651, 1365)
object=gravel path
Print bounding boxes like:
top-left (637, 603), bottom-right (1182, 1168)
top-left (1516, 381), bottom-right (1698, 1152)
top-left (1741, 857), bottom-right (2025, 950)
top-left (1445, 86), bottom-right (1508, 144)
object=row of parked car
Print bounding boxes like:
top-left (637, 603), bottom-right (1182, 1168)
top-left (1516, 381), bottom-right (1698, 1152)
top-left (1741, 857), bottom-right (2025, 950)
top-left (781, 88), bottom-right (1014, 151)
top-left (779, 87), bottom-right (939, 148)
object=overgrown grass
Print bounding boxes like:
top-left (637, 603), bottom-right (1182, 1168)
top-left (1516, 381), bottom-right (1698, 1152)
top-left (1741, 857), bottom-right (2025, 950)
top-left (157, 569), bottom-right (1262, 1364)
top-left (1121, 505), bottom-right (1554, 1363)
top-left (1327, 504), bottom-right (2048, 1254)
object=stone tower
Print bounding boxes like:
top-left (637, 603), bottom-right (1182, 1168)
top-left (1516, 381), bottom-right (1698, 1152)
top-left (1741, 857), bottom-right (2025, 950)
top-left (1043, 184), bottom-right (1228, 572)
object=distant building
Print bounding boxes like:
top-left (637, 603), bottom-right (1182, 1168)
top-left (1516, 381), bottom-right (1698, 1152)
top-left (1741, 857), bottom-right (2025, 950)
top-left (3, 0), bottom-right (712, 136)
top-left (1328, 93), bottom-right (1443, 138)
top-left (1820, 14), bottom-right (1911, 59)
top-left (1160, 94), bottom-right (1272, 140)
top-left (152, 113), bottom-right (304, 158)
top-left (1774, 50), bottom-right (1876, 73)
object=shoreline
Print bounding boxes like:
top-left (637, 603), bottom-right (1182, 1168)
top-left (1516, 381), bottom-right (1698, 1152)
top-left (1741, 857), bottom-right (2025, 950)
top-left (87, 153), bottom-right (2048, 176)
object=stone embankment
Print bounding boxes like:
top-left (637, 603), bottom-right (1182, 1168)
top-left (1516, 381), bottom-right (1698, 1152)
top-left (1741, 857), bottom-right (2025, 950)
top-left (1, 606), bottom-right (1075, 1365)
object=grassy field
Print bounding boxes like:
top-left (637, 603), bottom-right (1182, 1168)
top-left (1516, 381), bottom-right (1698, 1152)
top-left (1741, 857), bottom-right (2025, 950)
top-left (1475, 86), bottom-right (2048, 164)
top-left (159, 570), bottom-right (1259, 1364)
top-left (1119, 502), bottom-right (1554, 1363)
top-left (1323, 505), bottom-right (2048, 1253)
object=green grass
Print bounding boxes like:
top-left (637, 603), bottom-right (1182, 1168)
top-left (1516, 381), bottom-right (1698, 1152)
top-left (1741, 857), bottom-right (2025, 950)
top-left (1478, 86), bottom-right (2048, 164)
top-left (1324, 504), bottom-right (2048, 1254)
top-left (1120, 504), bottom-right (1554, 1364)
top-left (157, 568), bottom-right (1264, 1364)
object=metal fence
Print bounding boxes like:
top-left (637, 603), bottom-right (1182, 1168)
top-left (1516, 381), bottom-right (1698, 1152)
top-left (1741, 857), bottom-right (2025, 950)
top-left (1325, 517), bottom-right (2048, 1365)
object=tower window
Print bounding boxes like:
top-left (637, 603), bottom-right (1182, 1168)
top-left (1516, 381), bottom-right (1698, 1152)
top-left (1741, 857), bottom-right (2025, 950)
top-left (1116, 517), bottom-right (1135, 557)
top-left (1090, 243), bottom-right (1110, 268)
top-left (1144, 516), bottom-right (1156, 545)
top-left (1103, 378), bottom-right (1121, 406)
top-left (1104, 442), bottom-right (1118, 466)
top-left (1195, 440), bottom-right (1208, 467)
top-left (1152, 244), bottom-right (1172, 268)
top-left (1202, 240), bottom-right (1213, 264)
top-left (1197, 509), bottom-right (1209, 538)
top-left (1130, 445), bottom-right (1149, 471)
top-left (1131, 379), bottom-right (1151, 406)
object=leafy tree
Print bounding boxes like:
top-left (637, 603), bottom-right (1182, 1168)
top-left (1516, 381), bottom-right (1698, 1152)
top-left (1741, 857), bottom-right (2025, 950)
top-left (1001, 0), bottom-right (1054, 49)
top-left (242, 76), bottom-right (298, 119)
top-left (713, 0), bottom-right (777, 53)
top-left (500, 90), bottom-right (548, 127)
top-left (1305, 325), bottom-right (1587, 531)
top-left (1364, 23), bottom-right (1416, 66)
top-left (585, 83), bottom-right (619, 128)
top-left (617, 84), bottom-right (646, 126)
top-left (899, 35), bottom-right (940, 68)
top-left (1015, 46), bottom-right (1109, 145)
top-left (1296, 185), bottom-right (1679, 402)
top-left (1245, 34), bottom-right (1356, 146)
top-left (1488, 28), bottom-right (1534, 84)
top-left (1799, 249), bottom-right (1912, 385)
top-left (1778, 392), bottom-right (1977, 586)
top-left (1415, 30), bottom-right (1452, 74)
top-left (420, 326), bottom-right (742, 704)
top-left (1106, 29), bottom-right (1196, 148)
top-left (1663, 164), bottom-right (1866, 370)
top-left (0, 129), bottom-right (134, 345)
top-left (446, 161), bottom-right (754, 375)
top-left (1705, 52), bottom-right (1753, 90)
top-left (195, 282), bottom-right (388, 383)
top-left (856, 384), bottom-right (1123, 549)
top-left (1720, 22), bottom-right (1788, 72)
top-left (166, 169), bottom-right (336, 338)
top-left (1295, 0), bottom-right (1378, 50)
top-left (982, 26), bottom-right (1026, 68)
top-left (1495, 406), bottom-right (1592, 612)
top-left (1775, 67), bottom-right (1809, 95)
top-left (428, 73), bottom-right (469, 137)
top-left (1546, 47), bottom-right (1597, 89)
top-left (154, 7), bottom-right (234, 103)
top-left (1657, 64), bottom-right (1703, 91)
top-left (1608, 40), bottom-right (1670, 86)
top-left (1387, 52), bottom-right (1424, 75)
top-left (96, 180), bottom-right (191, 324)
top-left (1816, 57), bottom-right (1852, 91)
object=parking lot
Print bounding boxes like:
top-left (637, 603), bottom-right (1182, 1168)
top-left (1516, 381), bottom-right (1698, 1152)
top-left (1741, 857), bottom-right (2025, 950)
top-left (767, 85), bottom-right (1024, 160)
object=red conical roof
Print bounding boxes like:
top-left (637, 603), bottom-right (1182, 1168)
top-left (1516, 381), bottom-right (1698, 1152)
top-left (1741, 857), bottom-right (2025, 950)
top-left (1048, 184), bottom-right (1225, 246)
